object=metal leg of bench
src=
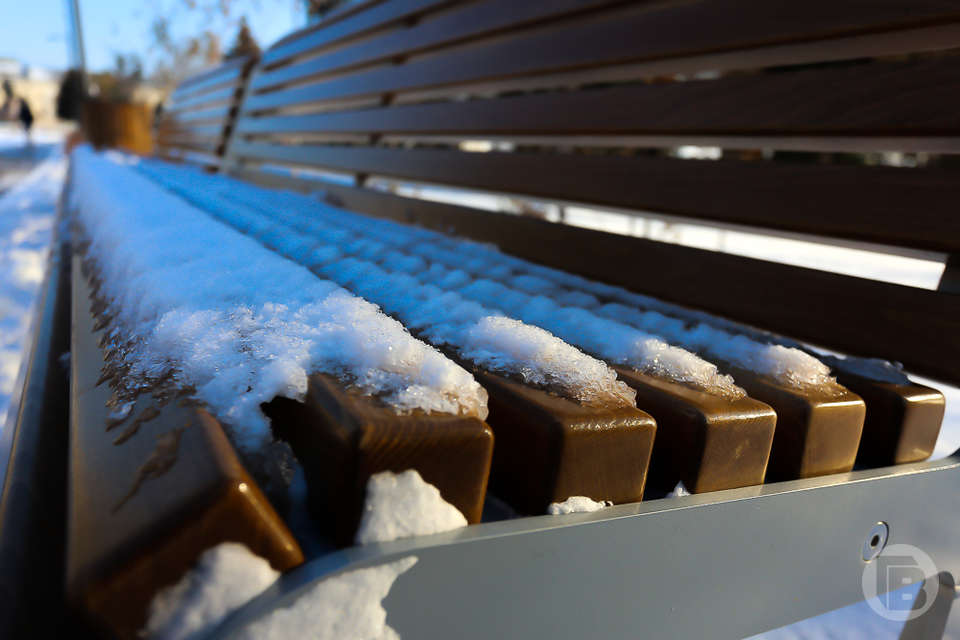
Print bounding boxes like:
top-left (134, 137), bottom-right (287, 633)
top-left (899, 573), bottom-right (959, 640)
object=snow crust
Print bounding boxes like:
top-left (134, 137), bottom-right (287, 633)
top-left (135, 160), bottom-right (638, 408)
top-left (133, 158), bottom-right (842, 395)
top-left (144, 542), bottom-right (279, 640)
top-left (547, 496), bottom-right (612, 514)
top-left (355, 469), bottom-right (467, 545)
top-left (233, 556), bottom-right (417, 640)
top-left (70, 147), bottom-right (488, 456)
top-left (0, 151), bottom-right (64, 426)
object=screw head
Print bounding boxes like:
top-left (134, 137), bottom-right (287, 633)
top-left (862, 522), bottom-right (889, 562)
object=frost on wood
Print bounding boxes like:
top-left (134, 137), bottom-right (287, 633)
top-left (233, 556), bottom-right (418, 640)
top-left (356, 469), bottom-right (467, 545)
top-left (144, 542), bottom-right (279, 640)
top-left (547, 496), bottom-right (612, 515)
top-left (69, 147), bottom-right (488, 460)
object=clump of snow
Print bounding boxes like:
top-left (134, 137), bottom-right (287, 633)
top-left (547, 496), bottom-right (612, 514)
top-left (233, 556), bottom-right (417, 640)
top-left (0, 150), bottom-right (65, 427)
top-left (144, 542), bottom-right (279, 640)
top-left (70, 147), bottom-right (488, 457)
top-left (462, 316), bottom-right (637, 407)
top-left (597, 304), bottom-right (838, 391)
top-left (666, 482), bottom-right (691, 498)
top-left (356, 469), bottom-right (467, 545)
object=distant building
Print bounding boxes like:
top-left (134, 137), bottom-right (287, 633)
top-left (0, 59), bottom-right (62, 125)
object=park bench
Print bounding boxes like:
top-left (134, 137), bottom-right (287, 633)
top-left (4, 1), bottom-right (960, 638)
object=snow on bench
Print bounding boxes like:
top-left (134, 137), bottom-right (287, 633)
top-left (136, 163), bottom-right (874, 481)
top-left (137, 159), bottom-right (774, 494)
top-left (130, 157), bottom-right (662, 511)
top-left (66, 147), bottom-right (495, 634)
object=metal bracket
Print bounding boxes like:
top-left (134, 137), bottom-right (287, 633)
top-left (213, 454), bottom-right (960, 639)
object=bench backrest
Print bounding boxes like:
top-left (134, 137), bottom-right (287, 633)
top-left (214, 0), bottom-right (960, 385)
top-left (154, 55), bottom-right (256, 169)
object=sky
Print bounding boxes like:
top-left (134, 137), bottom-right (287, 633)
top-left (0, 0), bottom-right (305, 73)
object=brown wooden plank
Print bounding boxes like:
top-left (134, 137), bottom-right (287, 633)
top-left (261, 0), bottom-right (457, 68)
top-left (264, 373), bottom-right (494, 545)
top-left (226, 172), bottom-right (960, 386)
top-left (155, 123), bottom-right (223, 139)
top-left (227, 141), bottom-right (960, 254)
top-left (253, 0), bottom-right (624, 92)
top-left (156, 137), bottom-right (221, 155)
top-left (164, 104), bottom-right (233, 124)
top-left (615, 368), bottom-right (775, 494)
top-left (168, 86), bottom-right (238, 114)
top-left (169, 70), bottom-right (241, 105)
top-left (68, 257), bottom-right (303, 639)
top-left (836, 373), bottom-right (945, 467)
top-left (171, 57), bottom-right (247, 96)
top-left (242, 56), bottom-right (960, 138)
top-left (721, 367), bottom-right (865, 481)
top-left (389, 21), bottom-right (960, 113)
top-left (244, 1), bottom-right (960, 112)
top-left (473, 370), bottom-right (656, 515)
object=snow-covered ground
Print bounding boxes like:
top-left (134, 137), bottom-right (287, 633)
top-left (0, 127), bottom-right (65, 428)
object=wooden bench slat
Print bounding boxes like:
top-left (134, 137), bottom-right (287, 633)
top-left (224, 175), bottom-right (960, 387)
top-left (261, 0), bottom-right (455, 68)
top-left (241, 56), bottom-right (960, 140)
top-left (170, 64), bottom-right (244, 103)
top-left (156, 137), bottom-right (221, 155)
top-left (155, 123), bottom-right (224, 139)
top-left (172, 56), bottom-right (247, 94)
top-left (615, 368), bottom-right (776, 494)
top-left (166, 86), bottom-right (238, 114)
top-left (252, 0), bottom-right (622, 92)
top-left (163, 104), bottom-right (234, 124)
top-left (720, 367), bottom-right (865, 480)
top-left (474, 370), bottom-right (656, 515)
top-left (172, 57), bottom-right (250, 95)
top-left (227, 141), bottom-right (960, 254)
top-left (264, 373), bottom-right (494, 545)
top-left (837, 373), bottom-right (945, 467)
top-left (68, 257), bottom-right (303, 638)
top-left (245, 1), bottom-right (960, 113)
